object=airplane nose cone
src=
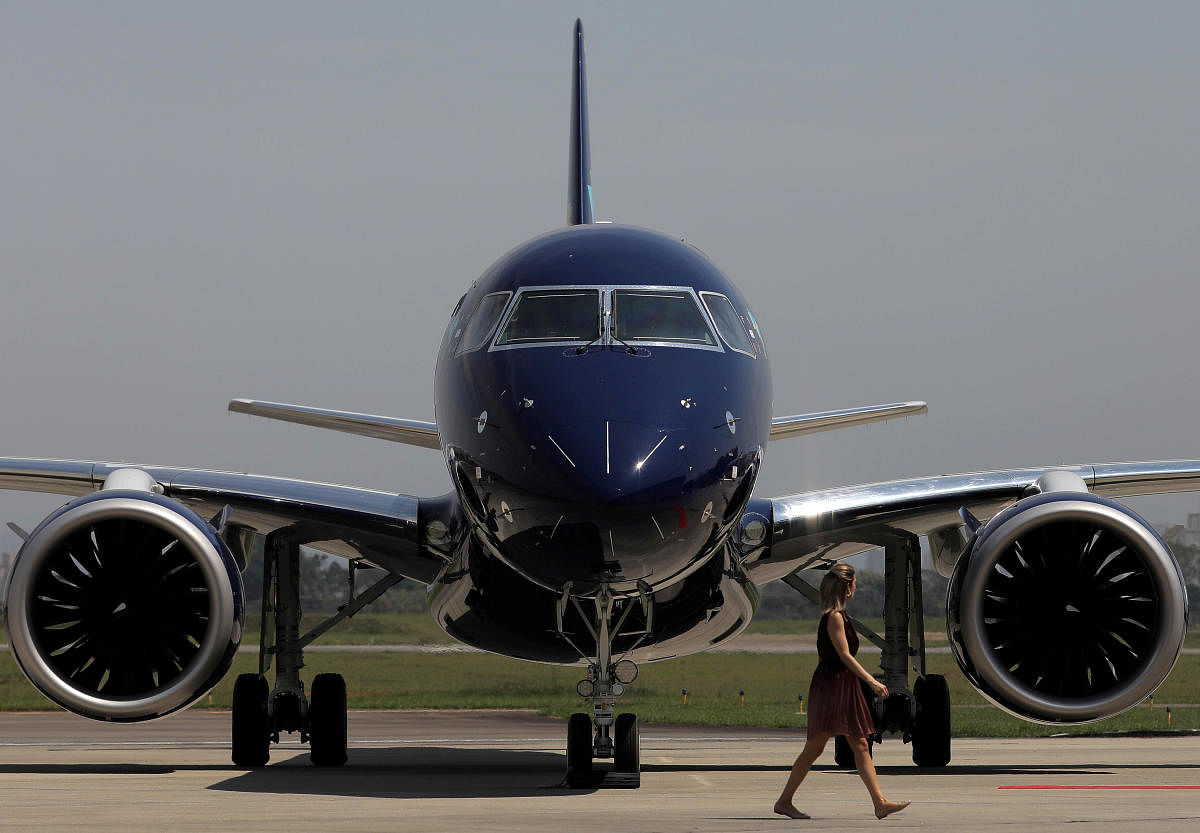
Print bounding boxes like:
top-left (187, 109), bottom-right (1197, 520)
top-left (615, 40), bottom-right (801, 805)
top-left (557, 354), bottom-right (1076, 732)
top-left (480, 417), bottom-right (747, 591)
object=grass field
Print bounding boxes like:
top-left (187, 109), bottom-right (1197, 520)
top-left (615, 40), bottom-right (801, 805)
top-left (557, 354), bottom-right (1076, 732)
top-left (240, 613), bottom-right (900, 644)
top-left (2, 643), bottom-right (1197, 737)
top-left (242, 611), bottom-right (1200, 648)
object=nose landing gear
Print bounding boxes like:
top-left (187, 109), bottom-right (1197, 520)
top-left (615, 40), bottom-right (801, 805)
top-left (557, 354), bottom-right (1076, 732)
top-left (558, 584), bottom-right (650, 788)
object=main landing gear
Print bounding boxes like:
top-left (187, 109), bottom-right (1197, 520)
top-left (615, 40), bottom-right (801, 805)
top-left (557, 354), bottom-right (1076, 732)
top-left (783, 533), bottom-right (952, 769)
top-left (231, 532), bottom-right (400, 768)
top-left (558, 584), bottom-right (650, 787)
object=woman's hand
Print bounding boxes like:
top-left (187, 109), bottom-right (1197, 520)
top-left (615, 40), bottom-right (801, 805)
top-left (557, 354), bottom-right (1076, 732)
top-left (872, 680), bottom-right (889, 699)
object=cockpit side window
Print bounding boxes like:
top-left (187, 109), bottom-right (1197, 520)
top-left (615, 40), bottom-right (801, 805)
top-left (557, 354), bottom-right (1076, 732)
top-left (612, 290), bottom-right (716, 346)
top-left (495, 289), bottom-right (601, 345)
top-left (745, 306), bottom-right (767, 356)
top-left (700, 292), bottom-right (755, 357)
top-left (458, 291), bottom-right (512, 354)
top-left (443, 293), bottom-right (468, 345)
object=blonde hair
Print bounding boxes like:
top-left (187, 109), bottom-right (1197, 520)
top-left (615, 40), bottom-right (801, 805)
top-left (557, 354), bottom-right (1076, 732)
top-left (819, 563), bottom-right (856, 614)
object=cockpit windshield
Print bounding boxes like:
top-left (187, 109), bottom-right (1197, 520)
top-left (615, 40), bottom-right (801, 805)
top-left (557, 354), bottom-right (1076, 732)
top-left (612, 290), bottom-right (716, 346)
top-left (495, 289), bottom-right (601, 344)
top-left (484, 285), bottom-right (726, 353)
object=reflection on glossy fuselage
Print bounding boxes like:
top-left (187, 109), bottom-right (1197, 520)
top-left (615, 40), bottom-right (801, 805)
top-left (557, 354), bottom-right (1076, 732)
top-left (428, 224), bottom-right (770, 661)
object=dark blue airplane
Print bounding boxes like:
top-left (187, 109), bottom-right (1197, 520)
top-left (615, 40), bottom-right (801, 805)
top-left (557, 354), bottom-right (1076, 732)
top-left (2, 21), bottom-right (1193, 786)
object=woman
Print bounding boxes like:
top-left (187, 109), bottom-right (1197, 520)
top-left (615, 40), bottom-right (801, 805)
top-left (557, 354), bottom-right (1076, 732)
top-left (773, 564), bottom-right (910, 820)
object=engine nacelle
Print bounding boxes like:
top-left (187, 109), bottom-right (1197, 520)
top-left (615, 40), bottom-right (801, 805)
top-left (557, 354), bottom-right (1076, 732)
top-left (948, 490), bottom-right (1188, 723)
top-left (5, 489), bottom-right (244, 721)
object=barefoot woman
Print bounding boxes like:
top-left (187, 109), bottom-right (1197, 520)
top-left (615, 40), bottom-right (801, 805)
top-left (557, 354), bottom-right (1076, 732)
top-left (773, 564), bottom-right (910, 820)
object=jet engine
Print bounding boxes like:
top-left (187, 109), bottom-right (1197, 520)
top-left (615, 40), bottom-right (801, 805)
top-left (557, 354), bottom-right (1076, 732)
top-left (5, 481), bottom-right (244, 722)
top-left (947, 478), bottom-right (1188, 724)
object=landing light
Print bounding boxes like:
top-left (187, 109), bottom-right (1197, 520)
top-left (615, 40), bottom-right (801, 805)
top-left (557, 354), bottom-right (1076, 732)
top-left (577, 679), bottom-right (595, 698)
top-left (613, 659), bottom-right (639, 684)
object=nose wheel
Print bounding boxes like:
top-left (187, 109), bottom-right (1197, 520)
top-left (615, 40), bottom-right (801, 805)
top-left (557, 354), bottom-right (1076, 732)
top-left (565, 710), bottom-right (640, 787)
top-left (614, 712), bottom-right (639, 773)
top-left (566, 712), bottom-right (593, 784)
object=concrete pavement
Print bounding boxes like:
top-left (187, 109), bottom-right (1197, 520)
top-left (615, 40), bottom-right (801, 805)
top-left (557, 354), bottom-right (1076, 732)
top-left (0, 710), bottom-right (1197, 832)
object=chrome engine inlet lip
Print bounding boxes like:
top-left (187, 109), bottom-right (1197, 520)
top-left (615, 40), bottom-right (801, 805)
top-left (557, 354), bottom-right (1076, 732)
top-left (958, 498), bottom-right (1187, 723)
top-left (6, 496), bottom-right (238, 721)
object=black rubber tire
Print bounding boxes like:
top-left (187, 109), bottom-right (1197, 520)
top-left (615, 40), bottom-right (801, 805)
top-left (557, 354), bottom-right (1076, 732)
top-left (833, 734), bottom-right (873, 769)
top-left (231, 673), bottom-right (270, 768)
top-left (566, 712), bottom-right (593, 779)
top-left (912, 673), bottom-right (952, 767)
top-left (309, 672), bottom-right (348, 767)
top-left (614, 712), bottom-right (640, 773)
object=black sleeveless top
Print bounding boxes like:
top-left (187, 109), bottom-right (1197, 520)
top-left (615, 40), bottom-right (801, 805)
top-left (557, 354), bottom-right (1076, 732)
top-left (816, 611), bottom-right (859, 670)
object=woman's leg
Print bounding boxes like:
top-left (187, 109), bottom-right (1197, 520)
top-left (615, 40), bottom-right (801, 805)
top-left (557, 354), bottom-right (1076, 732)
top-left (848, 736), bottom-right (909, 818)
top-left (848, 736), bottom-right (885, 807)
top-left (776, 731), bottom-right (831, 808)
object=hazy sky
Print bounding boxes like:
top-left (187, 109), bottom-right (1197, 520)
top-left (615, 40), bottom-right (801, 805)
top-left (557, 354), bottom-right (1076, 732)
top-left (3, 1), bottom-right (1200, 556)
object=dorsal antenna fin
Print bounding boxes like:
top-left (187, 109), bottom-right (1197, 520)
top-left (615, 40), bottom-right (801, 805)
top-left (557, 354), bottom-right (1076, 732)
top-left (567, 19), bottom-right (593, 225)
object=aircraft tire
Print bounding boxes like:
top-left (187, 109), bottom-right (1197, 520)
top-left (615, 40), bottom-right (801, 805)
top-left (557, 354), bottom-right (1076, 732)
top-left (614, 713), bottom-right (639, 773)
top-left (231, 673), bottom-right (270, 768)
top-left (309, 672), bottom-right (348, 767)
top-left (911, 674), bottom-right (951, 767)
top-left (566, 712), bottom-right (593, 784)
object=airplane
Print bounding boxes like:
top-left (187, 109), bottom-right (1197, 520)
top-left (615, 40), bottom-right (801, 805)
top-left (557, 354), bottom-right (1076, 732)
top-left (0, 20), bottom-right (1192, 786)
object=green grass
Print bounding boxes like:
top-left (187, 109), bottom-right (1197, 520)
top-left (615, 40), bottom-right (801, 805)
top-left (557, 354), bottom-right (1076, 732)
top-left (263, 612), bottom-right (1198, 650)
top-left (248, 612), bottom-right (451, 646)
top-left (3, 647), bottom-right (1198, 737)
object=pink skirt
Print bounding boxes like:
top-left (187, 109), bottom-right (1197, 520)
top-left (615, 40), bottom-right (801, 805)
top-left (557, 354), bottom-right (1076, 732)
top-left (806, 664), bottom-right (875, 738)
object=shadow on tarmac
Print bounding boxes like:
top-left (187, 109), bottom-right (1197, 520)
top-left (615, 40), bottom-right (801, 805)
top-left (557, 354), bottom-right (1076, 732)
top-left (0, 763), bottom-right (180, 775)
top-left (208, 746), bottom-right (593, 798)
top-left (2, 755), bottom-right (1191, 789)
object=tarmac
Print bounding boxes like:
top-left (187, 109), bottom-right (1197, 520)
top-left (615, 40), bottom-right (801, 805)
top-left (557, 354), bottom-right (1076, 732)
top-left (0, 710), bottom-right (1198, 832)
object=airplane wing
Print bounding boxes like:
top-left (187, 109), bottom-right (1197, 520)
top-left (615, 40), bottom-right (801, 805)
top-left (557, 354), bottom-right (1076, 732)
top-left (769, 401), bottom-right (928, 441)
top-left (0, 457), bottom-right (446, 582)
top-left (746, 459), bottom-right (1200, 584)
top-left (228, 399), bottom-right (440, 449)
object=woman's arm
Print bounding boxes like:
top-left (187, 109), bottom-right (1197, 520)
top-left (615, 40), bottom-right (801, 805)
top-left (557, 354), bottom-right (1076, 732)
top-left (827, 612), bottom-right (889, 699)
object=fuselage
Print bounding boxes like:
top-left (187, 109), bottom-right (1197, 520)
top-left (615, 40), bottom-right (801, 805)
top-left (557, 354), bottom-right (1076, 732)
top-left (433, 224), bottom-right (771, 600)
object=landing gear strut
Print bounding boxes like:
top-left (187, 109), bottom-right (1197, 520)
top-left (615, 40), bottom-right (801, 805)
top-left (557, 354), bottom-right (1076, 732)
top-left (558, 584), bottom-right (650, 787)
top-left (230, 531), bottom-right (400, 768)
top-left (783, 532), bottom-right (952, 768)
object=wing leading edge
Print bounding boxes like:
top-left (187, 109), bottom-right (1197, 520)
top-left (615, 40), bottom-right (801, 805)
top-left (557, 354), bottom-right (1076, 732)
top-left (228, 399), bottom-right (439, 449)
top-left (769, 401), bottom-right (928, 441)
top-left (746, 459), bottom-right (1200, 584)
top-left (0, 457), bottom-right (446, 582)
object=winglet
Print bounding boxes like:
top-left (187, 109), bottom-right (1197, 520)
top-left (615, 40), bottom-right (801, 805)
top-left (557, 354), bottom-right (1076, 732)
top-left (567, 19), bottom-right (593, 225)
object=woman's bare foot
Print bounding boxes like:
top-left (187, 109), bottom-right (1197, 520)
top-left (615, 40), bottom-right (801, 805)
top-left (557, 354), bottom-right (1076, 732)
top-left (773, 801), bottom-right (811, 819)
top-left (874, 800), bottom-right (910, 819)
